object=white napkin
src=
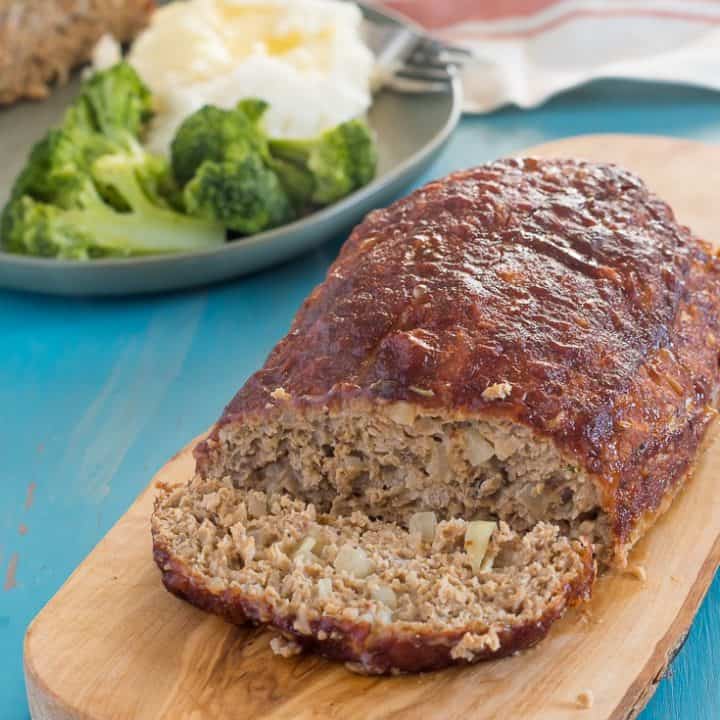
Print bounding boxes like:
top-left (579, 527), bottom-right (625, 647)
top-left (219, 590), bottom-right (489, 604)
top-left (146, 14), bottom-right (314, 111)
top-left (380, 0), bottom-right (720, 112)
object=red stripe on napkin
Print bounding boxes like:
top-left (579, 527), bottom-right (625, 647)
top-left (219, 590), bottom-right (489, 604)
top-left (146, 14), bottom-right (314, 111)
top-left (381, 0), bottom-right (720, 36)
top-left (379, 0), bottom-right (558, 28)
top-left (448, 8), bottom-right (720, 42)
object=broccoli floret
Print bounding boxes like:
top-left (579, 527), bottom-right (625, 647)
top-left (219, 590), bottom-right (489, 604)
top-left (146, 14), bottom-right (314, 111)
top-left (2, 128), bottom-right (224, 259)
top-left (75, 62), bottom-right (154, 139)
top-left (2, 197), bottom-right (87, 258)
top-left (266, 156), bottom-right (316, 212)
top-left (6, 128), bottom-right (113, 209)
top-left (0, 126), bottom-right (113, 244)
top-left (268, 119), bottom-right (377, 205)
top-left (62, 97), bottom-right (100, 136)
top-left (170, 104), bottom-right (269, 187)
top-left (236, 98), bottom-right (270, 125)
top-left (184, 153), bottom-right (293, 235)
top-left (4, 154), bottom-right (224, 258)
top-left (170, 101), bottom-right (295, 233)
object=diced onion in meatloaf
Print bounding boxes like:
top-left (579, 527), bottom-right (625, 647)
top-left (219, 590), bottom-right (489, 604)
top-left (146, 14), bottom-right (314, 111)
top-left (201, 407), bottom-right (612, 563)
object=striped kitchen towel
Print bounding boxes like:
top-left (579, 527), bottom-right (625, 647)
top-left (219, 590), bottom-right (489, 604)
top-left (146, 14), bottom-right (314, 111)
top-left (378, 0), bottom-right (720, 112)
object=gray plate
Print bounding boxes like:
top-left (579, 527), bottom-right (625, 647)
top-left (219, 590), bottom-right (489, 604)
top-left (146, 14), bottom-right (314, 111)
top-left (0, 4), bottom-right (461, 296)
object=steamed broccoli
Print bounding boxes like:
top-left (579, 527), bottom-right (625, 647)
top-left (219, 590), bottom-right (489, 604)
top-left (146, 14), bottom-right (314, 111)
top-left (268, 119), bottom-right (378, 205)
top-left (75, 61), bottom-right (154, 139)
top-left (3, 132), bottom-right (225, 259)
top-left (0, 124), bottom-right (113, 243)
top-left (170, 103), bottom-right (269, 187)
top-left (1, 63), bottom-right (224, 258)
top-left (171, 102), bottom-right (293, 234)
top-left (5, 128), bottom-right (104, 210)
top-left (235, 98), bottom-right (270, 125)
top-left (170, 100), bottom-right (378, 233)
top-left (265, 155), bottom-right (316, 212)
top-left (184, 152), bottom-right (293, 235)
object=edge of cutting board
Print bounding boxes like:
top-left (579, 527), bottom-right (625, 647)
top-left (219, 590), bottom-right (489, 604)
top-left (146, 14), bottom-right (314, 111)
top-left (24, 134), bottom-right (720, 720)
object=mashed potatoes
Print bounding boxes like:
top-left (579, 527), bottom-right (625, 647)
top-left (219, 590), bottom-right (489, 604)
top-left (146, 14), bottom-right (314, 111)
top-left (99, 0), bottom-right (374, 154)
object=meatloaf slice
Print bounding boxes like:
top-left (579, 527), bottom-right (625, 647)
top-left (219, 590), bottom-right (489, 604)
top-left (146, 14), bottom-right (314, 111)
top-left (0, 0), bottom-right (153, 105)
top-left (153, 479), bottom-right (594, 674)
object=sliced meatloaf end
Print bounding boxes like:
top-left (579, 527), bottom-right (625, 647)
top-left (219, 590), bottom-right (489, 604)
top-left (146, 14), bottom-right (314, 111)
top-left (152, 479), bottom-right (594, 674)
top-left (0, 0), bottom-right (154, 105)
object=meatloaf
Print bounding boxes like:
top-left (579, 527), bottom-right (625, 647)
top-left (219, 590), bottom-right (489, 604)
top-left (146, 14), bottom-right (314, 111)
top-left (153, 157), bottom-right (720, 673)
top-left (0, 0), bottom-right (153, 105)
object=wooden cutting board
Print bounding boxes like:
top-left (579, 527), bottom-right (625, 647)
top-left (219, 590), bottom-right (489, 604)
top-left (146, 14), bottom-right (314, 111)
top-left (24, 135), bottom-right (720, 720)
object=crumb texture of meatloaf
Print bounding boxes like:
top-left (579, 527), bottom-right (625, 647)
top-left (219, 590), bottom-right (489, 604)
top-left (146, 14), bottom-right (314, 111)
top-left (0, 0), bottom-right (153, 104)
top-left (196, 158), bottom-right (720, 564)
top-left (153, 480), bottom-right (594, 674)
top-left (203, 409), bottom-right (610, 557)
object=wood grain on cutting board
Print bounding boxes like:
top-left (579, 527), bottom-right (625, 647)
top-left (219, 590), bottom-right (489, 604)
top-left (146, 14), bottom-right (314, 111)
top-left (24, 135), bottom-right (720, 720)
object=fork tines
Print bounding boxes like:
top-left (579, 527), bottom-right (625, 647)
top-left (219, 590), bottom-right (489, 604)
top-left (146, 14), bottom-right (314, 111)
top-left (373, 27), bottom-right (472, 94)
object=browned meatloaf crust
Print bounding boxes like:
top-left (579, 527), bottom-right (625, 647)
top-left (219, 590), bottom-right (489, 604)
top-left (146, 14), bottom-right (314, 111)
top-left (0, 0), bottom-right (153, 105)
top-left (154, 157), bottom-right (720, 673)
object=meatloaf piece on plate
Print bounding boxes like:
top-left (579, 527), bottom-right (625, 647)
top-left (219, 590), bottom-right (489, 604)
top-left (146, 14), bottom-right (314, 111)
top-left (153, 157), bottom-right (720, 673)
top-left (0, 0), bottom-right (153, 105)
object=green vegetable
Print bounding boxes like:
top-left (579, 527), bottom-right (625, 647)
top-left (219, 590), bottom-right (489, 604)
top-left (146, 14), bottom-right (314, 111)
top-left (236, 98), bottom-right (270, 125)
top-left (0, 124), bottom-right (113, 244)
top-left (266, 156), bottom-right (316, 212)
top-left (170, 103), bottom-right (269, 187)
top-left (171, 102), bottom-right (293, 233)
top-left (184, 152), bottom-right (293, 235)
top-left (171, 101), bottom-right (378, 231)
top-left (1, 63), bottom-right (224, 259)
top-left (75, 61), bottom-right (154, 139)
top-left (3, 136), bottom-right (225, 259)
top-left (268, 119), bottom-right (378, 205)
top-left (5, 129), bottom-right (101, 210)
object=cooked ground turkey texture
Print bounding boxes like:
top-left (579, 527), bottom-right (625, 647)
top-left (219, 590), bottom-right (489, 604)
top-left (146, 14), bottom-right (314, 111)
top-left (0, 0), bottom-right (153, 105)
top-left (154, 157), bottom-right (720, 673)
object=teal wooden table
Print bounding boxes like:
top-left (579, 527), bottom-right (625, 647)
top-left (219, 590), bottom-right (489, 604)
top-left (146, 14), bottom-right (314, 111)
top-left (2, 80), bottom-right (720, 719)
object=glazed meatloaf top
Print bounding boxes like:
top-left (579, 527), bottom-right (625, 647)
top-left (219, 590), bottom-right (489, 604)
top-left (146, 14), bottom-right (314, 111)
top-left (198, 158), bottom-right (720, 553)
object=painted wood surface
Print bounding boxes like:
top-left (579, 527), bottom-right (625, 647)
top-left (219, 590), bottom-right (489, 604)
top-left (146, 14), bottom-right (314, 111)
top-left (21, 135), bottom-right (720, 719)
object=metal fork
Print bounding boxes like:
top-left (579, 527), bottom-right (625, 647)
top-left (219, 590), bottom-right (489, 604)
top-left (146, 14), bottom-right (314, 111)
top-left (361, 8), bottom-right (473, 94)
